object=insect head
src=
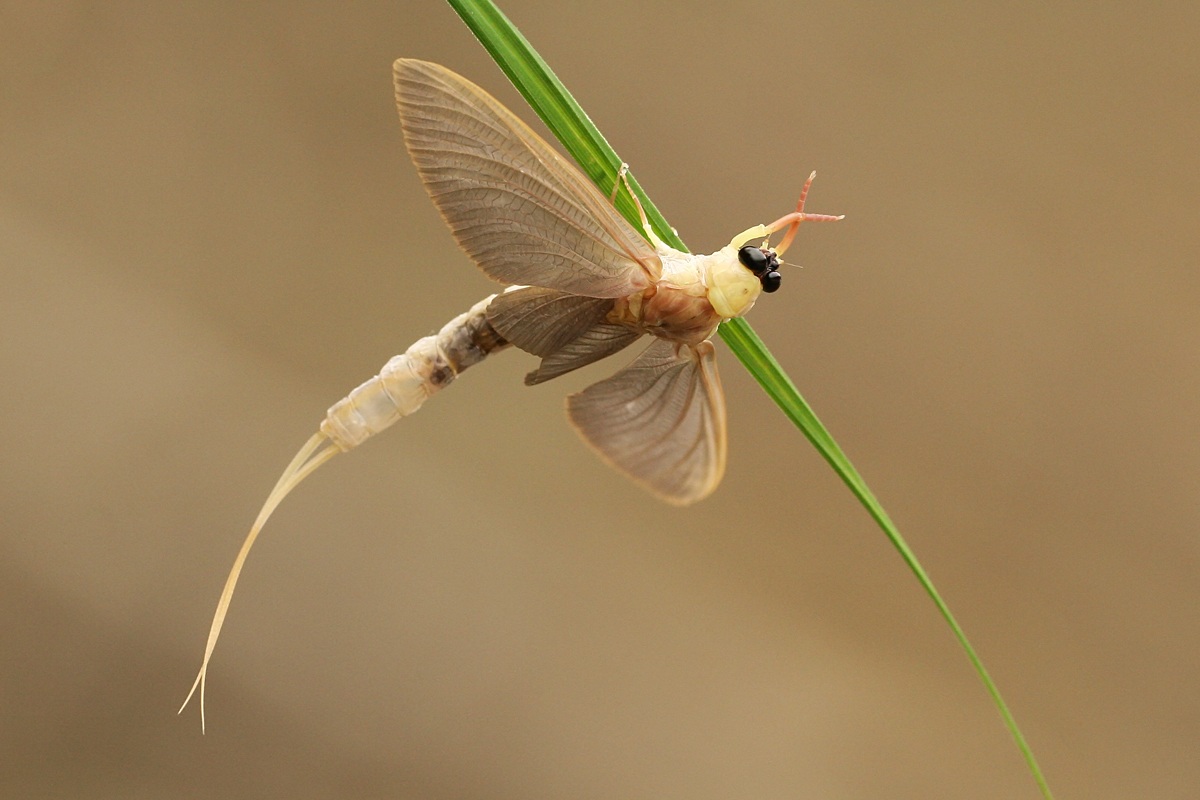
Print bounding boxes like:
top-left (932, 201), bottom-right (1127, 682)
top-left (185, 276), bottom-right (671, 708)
top-left (737, 245), bottom-right (783, 293)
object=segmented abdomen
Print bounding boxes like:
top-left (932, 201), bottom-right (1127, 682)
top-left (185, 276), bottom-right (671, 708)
top-left (320, 294), bottom-right (510, 450)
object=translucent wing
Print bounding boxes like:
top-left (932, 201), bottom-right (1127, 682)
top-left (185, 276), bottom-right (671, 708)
top-left (487, 286), bottom-right (643, 385)
top-left (487, 286), bottom-right (612, 357)
top-left (394, 59), bottom-right (661, 298)
top-left (527, 323), bottom-right (641, 386)
top-left (567, 339), bottom-right (727, 505)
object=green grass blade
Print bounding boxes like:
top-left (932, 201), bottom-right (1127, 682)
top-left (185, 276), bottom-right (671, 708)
top-left (718, 320), bottom-right (1053, 800)
top-left (444, 1), bottom-right (1054, 797)
top-left (445, 0), bottom-right (680, 250)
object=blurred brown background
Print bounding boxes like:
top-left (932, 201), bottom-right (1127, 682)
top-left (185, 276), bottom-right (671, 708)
top-left (2, 2), bottom-right (1196, 798)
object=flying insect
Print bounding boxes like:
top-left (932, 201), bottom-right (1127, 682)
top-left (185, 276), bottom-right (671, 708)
top-left (181, 59), bottom-right (842, 730)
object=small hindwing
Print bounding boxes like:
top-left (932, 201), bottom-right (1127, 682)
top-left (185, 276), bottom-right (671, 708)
top-left (566, 338), bottom-right (727, 504)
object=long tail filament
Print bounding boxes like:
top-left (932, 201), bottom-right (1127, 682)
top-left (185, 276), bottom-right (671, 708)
top-left (179, 430), bottom-right (341, 732)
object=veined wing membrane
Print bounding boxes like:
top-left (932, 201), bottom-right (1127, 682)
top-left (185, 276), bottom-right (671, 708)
top-left (486, 286), bottom-right (643, 385)
top-left (487, 286), bottom-right (613, 357)
top-left (567, 338), bottom-right (727, 505)
top-left (527, 323), bottom-right (641, 385)
top-left (394, 59), bottom-right (660, 298)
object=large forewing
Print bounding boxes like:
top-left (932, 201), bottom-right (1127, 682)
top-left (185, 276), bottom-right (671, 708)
top-left (567, 339), bottom-right (727, 505)
top-left (394, 59), bottom-right (660, 298)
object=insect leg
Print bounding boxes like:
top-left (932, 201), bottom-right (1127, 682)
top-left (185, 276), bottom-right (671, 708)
top-left (614, 166), bottom-right (667, 249)
top-left (769, 171), bottom-right (845, 257)
top-left (609, 162), bottom-right (629, 203)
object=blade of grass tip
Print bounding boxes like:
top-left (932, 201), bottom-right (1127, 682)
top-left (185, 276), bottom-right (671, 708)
top-left (718, 318), bottom-right (1054, 799)
top-left (444, 1), bottom-right (1054, 797)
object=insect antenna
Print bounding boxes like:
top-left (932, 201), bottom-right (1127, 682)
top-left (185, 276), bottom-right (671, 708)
top-left (179, 431), bottom-right (340, 732)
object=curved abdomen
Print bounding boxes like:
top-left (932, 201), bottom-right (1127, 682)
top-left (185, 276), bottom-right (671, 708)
top-left (320, 294), bottom-right (510, 450)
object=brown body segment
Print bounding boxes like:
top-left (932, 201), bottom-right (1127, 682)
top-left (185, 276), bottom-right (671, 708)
top-left (604, 276), bottom-right (724, 348)
top-left (431, 301), bottom-right (511, 387)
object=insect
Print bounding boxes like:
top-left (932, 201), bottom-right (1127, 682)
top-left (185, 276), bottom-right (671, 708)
top-left (181, 59), bottom-right (842, 729)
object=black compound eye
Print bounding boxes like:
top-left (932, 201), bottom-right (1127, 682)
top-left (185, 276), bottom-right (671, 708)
top-left (761, 271), bottom-right (782, 293)
top-left (738, 245), bottom-right (770, 276)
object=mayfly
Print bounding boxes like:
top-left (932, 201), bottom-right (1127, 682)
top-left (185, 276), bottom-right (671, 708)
top-left (181, 59), bottom-right (842, 729)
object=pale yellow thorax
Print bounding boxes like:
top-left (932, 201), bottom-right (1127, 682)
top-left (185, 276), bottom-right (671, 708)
top-left (702, 245), bottom-right (762, 319)
top-left (656, 222), bottom-right (773, 321)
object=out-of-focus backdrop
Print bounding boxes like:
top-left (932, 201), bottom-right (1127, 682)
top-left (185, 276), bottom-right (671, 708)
top-left (3, 3), bottom-right (1196, 798)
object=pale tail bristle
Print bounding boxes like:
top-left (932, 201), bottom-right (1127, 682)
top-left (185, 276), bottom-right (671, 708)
top-left (179, 431), bottom-right (340, 732)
